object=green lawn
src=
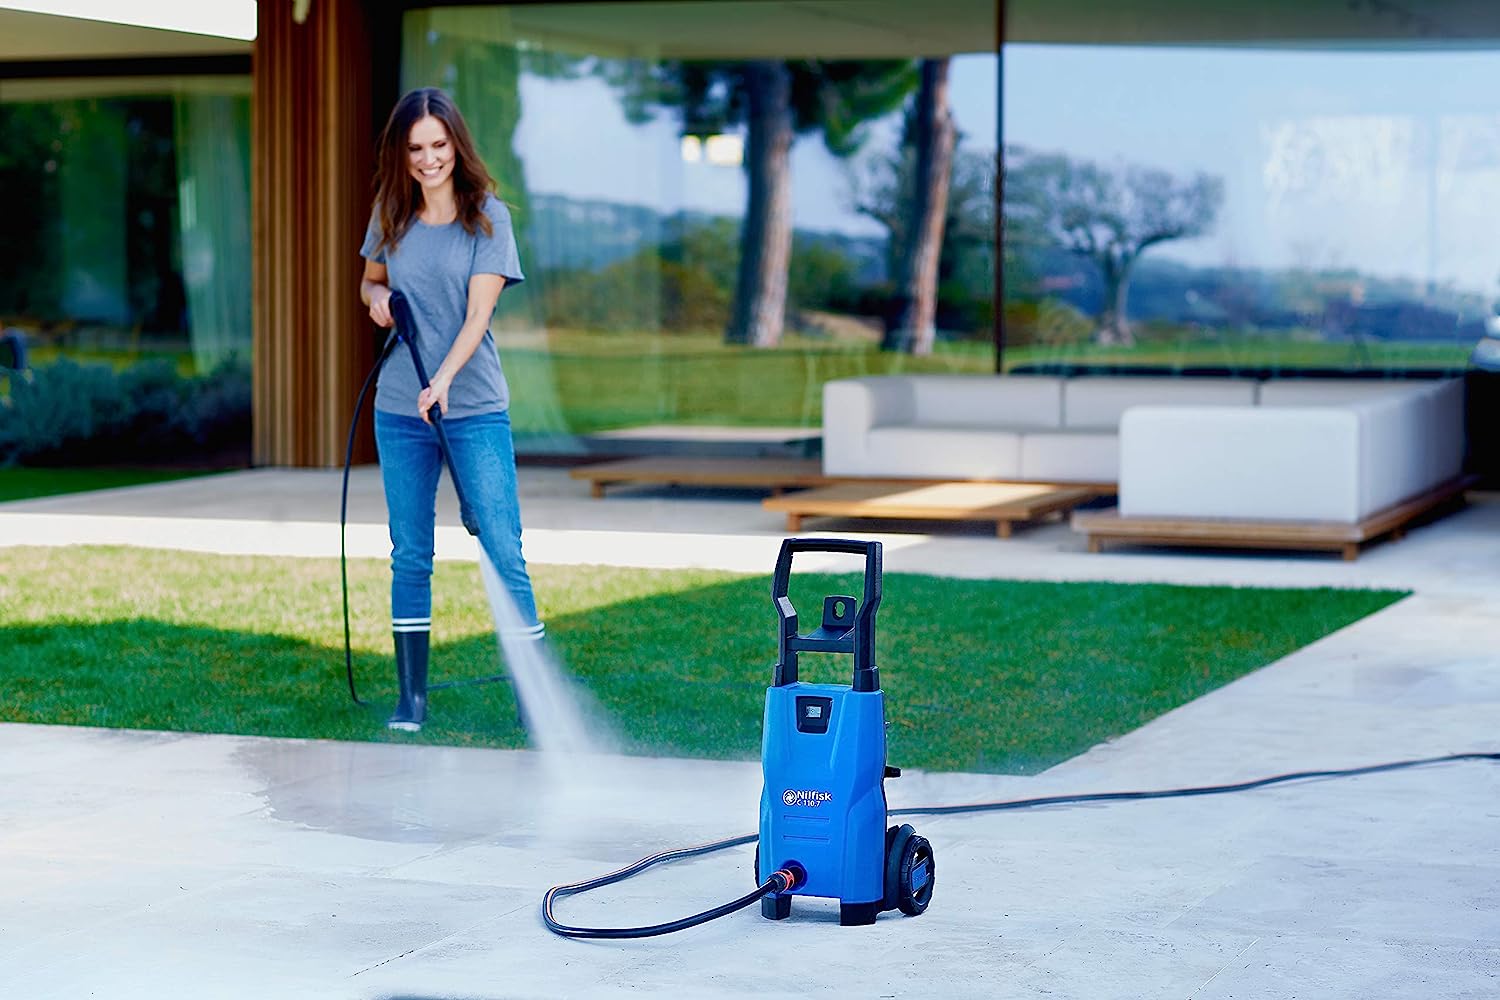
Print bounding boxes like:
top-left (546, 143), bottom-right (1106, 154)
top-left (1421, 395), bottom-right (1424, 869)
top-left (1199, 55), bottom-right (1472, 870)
top-left (0, 467), bottom-right (229, 503)
top-left (501, 330), bottom-right (994, 436)
top-left (0, 546), bottom-right (1405, 773)
top-left (496, 328), bottom-right (1467, 437)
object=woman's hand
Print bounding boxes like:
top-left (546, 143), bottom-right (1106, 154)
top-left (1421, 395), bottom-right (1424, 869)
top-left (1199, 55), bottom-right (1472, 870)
top-left (361, 259), bottom-right (394, 328)
top-left (417, 373), bottom-right (451, 424)
top-left (367, 284), bottom-right (394, 328)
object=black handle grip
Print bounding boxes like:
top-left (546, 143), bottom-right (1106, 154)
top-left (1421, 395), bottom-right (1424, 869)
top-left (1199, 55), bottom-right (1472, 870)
top-left (388, 291), bottom-right (480, 537)
top-left (772, 538), bottom-right (883, 587)
top-left (771, 537), bottom-right (882, 692)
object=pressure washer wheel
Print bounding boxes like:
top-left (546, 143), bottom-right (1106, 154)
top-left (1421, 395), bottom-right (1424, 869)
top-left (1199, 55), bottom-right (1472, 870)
top-left (883, 824), bottom-right (935, 916)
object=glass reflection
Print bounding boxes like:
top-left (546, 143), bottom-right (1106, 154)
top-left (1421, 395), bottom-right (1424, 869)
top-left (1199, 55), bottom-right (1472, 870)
top-left (400, 2), bottom-right (998, 455)
top-left (0, 78), bottom-right (251, 374)
top-left (1002, 41), bottom-right (1500, 373)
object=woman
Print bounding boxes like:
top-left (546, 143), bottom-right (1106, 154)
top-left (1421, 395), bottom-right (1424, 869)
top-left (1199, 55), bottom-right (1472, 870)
top-left (359, 87), bottom-right (542, 732)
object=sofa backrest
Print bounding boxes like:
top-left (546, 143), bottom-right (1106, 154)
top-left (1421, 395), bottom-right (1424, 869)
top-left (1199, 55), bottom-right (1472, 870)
top-left (908, 375), bottom-right (1063, 429)
top-left (1062, 377), bottom-right (1258, 429)
top-left (1256, 379), bottom-right (1422, 406)
top-left (1260, 377), bottom-right (1465, 491)
top-left (1345, 391), bottom-right (1432, 515)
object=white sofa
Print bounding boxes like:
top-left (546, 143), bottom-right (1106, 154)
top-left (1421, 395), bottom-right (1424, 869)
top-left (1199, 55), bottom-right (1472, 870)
top-left (823, 374), bottom-right (1259, 483)
top-left (1119, 378), bottom-right (1465, 523)
top-left (822, 373), bottom-right (1465, 523)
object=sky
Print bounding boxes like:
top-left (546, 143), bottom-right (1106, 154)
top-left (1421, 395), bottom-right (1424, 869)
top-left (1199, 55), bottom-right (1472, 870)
top-left (513, 55), bottom-right (998, 240)
top-left (1004, 44), bottom-right (1500, 295)
top-left (14, 3), bottom-right (1497, 293)
top-left (514, 40), bottom-right (1500, 296)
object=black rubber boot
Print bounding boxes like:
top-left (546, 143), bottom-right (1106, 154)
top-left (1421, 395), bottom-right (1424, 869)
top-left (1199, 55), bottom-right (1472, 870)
top-left (387, 630), bottom-right (429, 732)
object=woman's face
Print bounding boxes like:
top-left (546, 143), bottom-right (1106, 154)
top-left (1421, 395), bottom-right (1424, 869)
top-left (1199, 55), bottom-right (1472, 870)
top-left (406, 115), bottom-right (455, 194)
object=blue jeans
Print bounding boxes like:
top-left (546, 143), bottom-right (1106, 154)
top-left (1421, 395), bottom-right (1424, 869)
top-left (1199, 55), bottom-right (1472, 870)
top-left (374, 408), bottom-right (540, 630)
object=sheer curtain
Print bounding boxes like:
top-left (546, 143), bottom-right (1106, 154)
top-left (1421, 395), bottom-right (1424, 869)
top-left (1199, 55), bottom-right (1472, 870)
top-left (173, 90), bottom-right (252, 373)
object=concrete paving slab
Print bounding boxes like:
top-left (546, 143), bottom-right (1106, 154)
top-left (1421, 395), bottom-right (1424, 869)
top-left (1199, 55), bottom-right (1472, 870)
top-left (3, 467), bottom-right (1499, 594)
top-left (1, 469), bottom-right (1499, 996)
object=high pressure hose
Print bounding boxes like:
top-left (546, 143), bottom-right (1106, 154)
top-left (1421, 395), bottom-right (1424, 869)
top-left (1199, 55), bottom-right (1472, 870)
top-left (542, 833), bottom-right (802, 939)
top-left (540, 750), bottom-right (1500, 940)
top-left (340, 326), bottom-right (401, 706)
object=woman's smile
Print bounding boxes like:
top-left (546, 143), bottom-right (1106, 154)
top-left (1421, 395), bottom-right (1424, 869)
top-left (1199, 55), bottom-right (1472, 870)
top-left (407, 115), bottom-right (454, 189)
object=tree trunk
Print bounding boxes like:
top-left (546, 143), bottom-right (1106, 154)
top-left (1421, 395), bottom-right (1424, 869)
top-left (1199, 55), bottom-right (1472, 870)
top-left (1095, 253), bottom-right (1136, 347)
top-left (886, 58), bottom-right (956, 355)
top-left (726, 61), bottom-right (794, 347)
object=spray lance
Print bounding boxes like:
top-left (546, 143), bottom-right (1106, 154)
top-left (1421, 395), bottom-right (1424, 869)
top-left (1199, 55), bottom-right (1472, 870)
top-left (339, 290), bottom-right (508, 707)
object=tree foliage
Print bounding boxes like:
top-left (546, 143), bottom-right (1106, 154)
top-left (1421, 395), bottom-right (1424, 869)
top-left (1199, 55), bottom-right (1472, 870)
top-left (853, 145), bottom-right (997, 338)
top-left (1004, 146), bottom-right (1223, 345)
top-left (600, 58), bottom-right (916, 345)
top-left (602, 59), bottom-right (915, 152)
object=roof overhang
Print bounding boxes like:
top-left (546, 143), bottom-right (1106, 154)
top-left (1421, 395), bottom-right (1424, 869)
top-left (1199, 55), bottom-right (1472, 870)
top-left (0, 5), bottom-right (252, 62)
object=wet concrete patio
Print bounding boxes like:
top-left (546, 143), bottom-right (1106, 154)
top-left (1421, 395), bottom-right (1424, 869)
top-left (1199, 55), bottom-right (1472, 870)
top-left (1, 469), bottom-right (1498, 998)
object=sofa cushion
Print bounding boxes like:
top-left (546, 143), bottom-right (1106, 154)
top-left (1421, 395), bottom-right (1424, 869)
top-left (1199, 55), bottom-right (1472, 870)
top-left (1260, 379), bottom-right (1463, 499)
top-left (864, 426), bottom-right (1022, 479)
top-left (1256, 379), bottom-right (1418, 406)
top-left (1062, 376), bottom-right (1257, 429)
top-left (1423, 379), bottom-right (1466, 485)
top-left (1018, 430), bottom-right (1118, 483)
top-left (1119, 406), bottom-right (1364, 521)
top-left (906, 375), bottom-right (1063, 429)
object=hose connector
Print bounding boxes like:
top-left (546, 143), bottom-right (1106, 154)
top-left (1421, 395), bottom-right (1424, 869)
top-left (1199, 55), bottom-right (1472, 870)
top-left (772, 862), bottom-right (807, 892)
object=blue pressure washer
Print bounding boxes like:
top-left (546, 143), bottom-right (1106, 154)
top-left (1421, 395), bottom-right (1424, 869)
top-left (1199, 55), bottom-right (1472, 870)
top-left (540, 539), bottom-right (1500, 941)
top-left (756, 537), bottom-right (934, 925)
top-left (542, 536), bottom-right (933, 937)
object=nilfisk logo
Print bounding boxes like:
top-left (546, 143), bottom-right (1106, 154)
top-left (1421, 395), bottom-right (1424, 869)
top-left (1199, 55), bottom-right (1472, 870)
top-left (782, 788), bottom-right (833, 807)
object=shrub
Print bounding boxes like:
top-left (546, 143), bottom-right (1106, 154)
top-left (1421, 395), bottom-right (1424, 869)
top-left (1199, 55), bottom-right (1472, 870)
top-left (0, 357), bottom-right (251, 467)
top-left (1002, 298), bottom-right (1094, 347)
top-left (540, 253), bottom-right (731, 334)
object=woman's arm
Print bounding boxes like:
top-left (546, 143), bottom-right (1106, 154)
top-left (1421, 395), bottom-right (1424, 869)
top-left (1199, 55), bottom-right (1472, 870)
top-left (417, 272), bottom-right (507, 423)
top-left (361, 259), bottom-right (394, 328)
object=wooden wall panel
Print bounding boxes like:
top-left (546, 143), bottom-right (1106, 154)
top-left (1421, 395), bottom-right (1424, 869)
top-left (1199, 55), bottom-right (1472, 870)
top-left (253, 0), bottom-right (374, 466)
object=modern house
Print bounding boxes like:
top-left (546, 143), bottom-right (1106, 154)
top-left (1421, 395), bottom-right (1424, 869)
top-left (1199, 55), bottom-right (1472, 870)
top-left (2, 1), bottom-right (1495, 481)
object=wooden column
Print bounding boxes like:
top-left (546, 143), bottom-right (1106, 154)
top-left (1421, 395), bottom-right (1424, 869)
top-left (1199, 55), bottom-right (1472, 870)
top-left (253, 0), bottom-right (375, 466)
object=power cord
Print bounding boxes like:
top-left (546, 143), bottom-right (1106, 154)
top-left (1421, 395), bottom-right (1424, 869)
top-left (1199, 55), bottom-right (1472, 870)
top-left (541, 751), bottom-right (1500, 939)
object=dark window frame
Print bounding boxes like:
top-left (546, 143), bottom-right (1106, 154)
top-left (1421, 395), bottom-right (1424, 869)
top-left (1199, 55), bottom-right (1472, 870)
top-left (0, 55), bottom-right (250, 81)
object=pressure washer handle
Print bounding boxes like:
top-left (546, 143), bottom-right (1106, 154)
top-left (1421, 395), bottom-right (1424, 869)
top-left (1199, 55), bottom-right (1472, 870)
top-left (771, 537), bottom-right (882, 691)
top-left (388, 291), bottom-right (481, 537)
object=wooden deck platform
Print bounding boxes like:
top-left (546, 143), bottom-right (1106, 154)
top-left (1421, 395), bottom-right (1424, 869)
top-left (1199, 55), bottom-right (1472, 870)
top-left (570, 455), bottom-right (1117, 501)
top-left (762, 482), bottom-right (1101, 537)
top-left (1071, 476), bottom-right (1475, 560)
top-left (569, 457), bottom-right (832, 498)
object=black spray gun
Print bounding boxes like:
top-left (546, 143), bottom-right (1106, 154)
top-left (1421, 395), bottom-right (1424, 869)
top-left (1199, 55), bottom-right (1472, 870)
top-left (387, 290), bottom-right (480, 536)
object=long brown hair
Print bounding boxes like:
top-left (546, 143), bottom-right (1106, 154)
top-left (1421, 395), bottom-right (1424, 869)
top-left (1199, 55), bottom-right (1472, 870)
top-left (370, 88), bottom-right (494, 256)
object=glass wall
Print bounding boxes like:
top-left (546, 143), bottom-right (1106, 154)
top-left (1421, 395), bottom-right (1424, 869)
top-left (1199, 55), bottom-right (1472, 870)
top-left (399, 2), bottom-right (998, 455)
top-left (1002, 4), bottom-right (1500, 375)
top-left (0, 74), bottom-right (252, 469)
top-left (0, 76), bottom-right (252, 375)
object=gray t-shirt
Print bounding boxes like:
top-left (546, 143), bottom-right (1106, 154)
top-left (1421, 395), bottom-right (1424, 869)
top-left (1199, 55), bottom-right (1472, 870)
top-left (360, 193), bottom-right (525, 419)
